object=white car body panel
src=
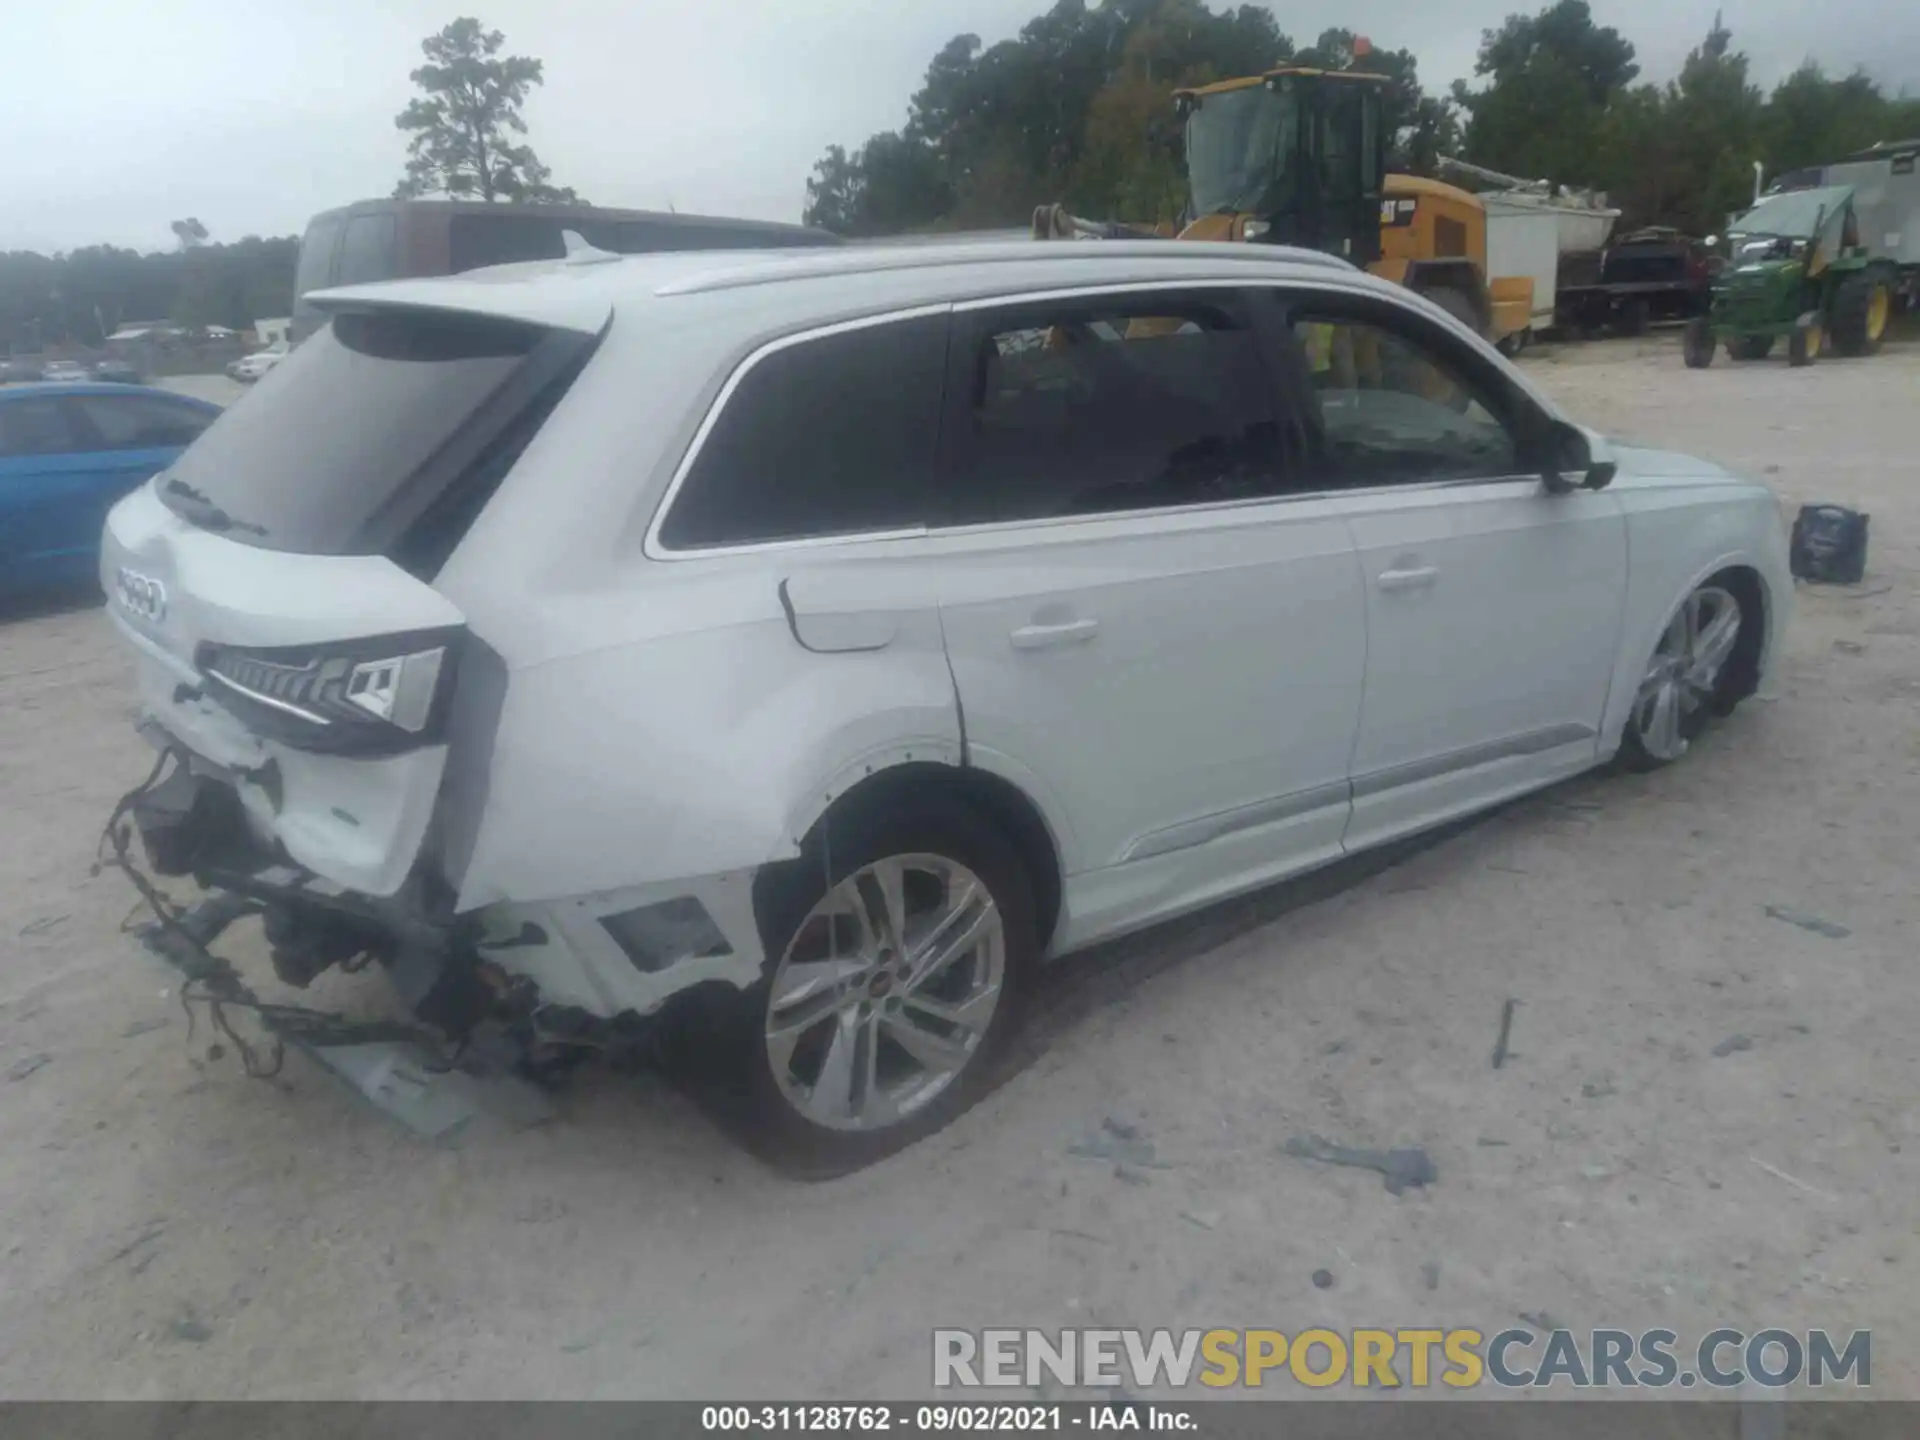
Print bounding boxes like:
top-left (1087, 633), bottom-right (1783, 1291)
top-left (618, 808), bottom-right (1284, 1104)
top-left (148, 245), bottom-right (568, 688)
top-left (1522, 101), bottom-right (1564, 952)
top-left (930, 499), bottom-right (1366, 947)
top-left (101, 484), bottom-right (462, 896)
top-left (1339, 479), bottom-right (1628, 849)
top-left (99, 241), bottom-right (1791, 1025)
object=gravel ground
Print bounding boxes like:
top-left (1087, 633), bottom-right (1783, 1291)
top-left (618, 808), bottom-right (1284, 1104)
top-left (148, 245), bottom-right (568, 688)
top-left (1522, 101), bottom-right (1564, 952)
top-left (3, 334), bottom-right (1916, 1400)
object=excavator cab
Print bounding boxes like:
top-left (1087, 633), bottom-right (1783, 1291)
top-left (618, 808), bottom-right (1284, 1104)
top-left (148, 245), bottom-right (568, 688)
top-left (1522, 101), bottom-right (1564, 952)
top-left (1174, 68), bottom-right (1386, 263)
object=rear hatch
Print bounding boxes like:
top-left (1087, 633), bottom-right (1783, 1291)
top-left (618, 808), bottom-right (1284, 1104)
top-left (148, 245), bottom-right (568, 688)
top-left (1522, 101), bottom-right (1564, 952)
top-left (101, 302), bottom-right (602, 896)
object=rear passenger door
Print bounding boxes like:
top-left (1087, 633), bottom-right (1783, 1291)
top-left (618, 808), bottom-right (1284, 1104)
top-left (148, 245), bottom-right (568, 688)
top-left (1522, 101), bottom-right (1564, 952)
top-left (928, 287), bottom-right (1368, 948)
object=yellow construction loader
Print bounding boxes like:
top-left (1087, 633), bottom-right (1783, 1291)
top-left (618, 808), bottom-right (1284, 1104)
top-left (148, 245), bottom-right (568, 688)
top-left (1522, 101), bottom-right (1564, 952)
top-left (1033, 49), bottom-right (1535, 346)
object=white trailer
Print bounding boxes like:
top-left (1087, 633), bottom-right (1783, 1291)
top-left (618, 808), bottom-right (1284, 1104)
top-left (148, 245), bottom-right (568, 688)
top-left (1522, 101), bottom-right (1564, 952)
top-left (1483, 202), bottom-right (1563, 339)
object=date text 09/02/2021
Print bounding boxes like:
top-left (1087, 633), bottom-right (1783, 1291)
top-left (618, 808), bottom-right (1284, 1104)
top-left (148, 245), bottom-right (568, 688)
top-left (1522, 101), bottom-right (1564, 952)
top-left (702, 1405), bottom-right (1190, 1432)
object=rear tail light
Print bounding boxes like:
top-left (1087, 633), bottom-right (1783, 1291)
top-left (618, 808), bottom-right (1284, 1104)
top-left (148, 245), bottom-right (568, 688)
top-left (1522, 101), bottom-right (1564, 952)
top-left (196, 628), bottom-right (462, 756)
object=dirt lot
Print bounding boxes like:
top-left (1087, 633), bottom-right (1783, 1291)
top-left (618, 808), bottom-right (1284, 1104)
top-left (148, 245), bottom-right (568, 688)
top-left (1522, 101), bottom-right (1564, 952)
top-left (3, 335), bottom-right (1916, 1400)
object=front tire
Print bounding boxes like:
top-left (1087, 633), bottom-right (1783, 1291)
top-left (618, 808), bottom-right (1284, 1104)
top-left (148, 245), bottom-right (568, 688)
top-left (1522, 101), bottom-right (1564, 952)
top-left (1618, 581), bottom-right (1748, 771)
top-left (732, 797), bottom-right (1037, 1173)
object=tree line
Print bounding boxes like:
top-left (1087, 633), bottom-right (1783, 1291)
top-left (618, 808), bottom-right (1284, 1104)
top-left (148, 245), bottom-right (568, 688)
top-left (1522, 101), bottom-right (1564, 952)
top-left (1, 235), bottom-right (299, 355)
top-left (803, 0), bottom-right (1920, 241)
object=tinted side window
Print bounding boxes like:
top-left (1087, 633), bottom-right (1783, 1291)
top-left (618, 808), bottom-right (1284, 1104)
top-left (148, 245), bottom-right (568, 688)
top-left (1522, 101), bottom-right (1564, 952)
top-left (946, 295), bottom-right (1284, 525)
top-left (1286, 311), bottom-right (1518, 486)
top-left (0, 398), bottom-right (81, 458)
top-left (335, 214), bottom-right (399, 285)
top-left (659, 315), bottom-right (947, 550)
top-left (294, 217), bottom-right (345, 297)
top-left (69, 395), bottom-right (214, 450)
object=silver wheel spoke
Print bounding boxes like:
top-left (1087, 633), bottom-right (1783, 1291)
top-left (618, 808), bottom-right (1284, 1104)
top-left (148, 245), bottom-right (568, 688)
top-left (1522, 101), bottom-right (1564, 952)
top-left (858, 857), bottom-right (909, 952)
top-left (1645, 679), bottom-right (1684, 758)
top-left (811, 1011), bottom-right (861, 1121)
top-left (1688, 601), bottom-right (1741, 689)
top-left (881, 1010), bottom-right (976, 1073)
top-left (906, 896), bottom-right (996, 991)
top-left (769, 957), bottom-right (866, 1012)
top-left (901, 984), bottom-right (1001, 1035)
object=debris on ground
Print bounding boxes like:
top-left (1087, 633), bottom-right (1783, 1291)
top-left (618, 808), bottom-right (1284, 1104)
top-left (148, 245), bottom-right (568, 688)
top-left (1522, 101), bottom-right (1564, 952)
top-left (1581, 1077), bottom-right (1618, 1100)
top-left (6, 1053), bottom-right (52, 1082)
top-left (1283, 1134), bottom-right (1437, 1195)
top-left (1833, 640), bottom-right (1866, 655)
top-left (1491, 998), bottom-right (1519, 1069)
top-left (121, 1018), bottom-right (169, 1039)
top-left (1178, 1210), bottom-right (1218, 1231)
top-left (18, 914), bottom-right (69, 938)
top-left (169, 1310), bottom-right (213, 1344)
top-left (1763, 905), bottom-right (1851, 940)
top-left (1749, 1156), bottom-right (1840, 1204)
top-left (1476, 1137), bottom-right (1510, 1147)
top-left (1100, 1116), bottom-right (1140, 1142)
top-left (1112, 1164), bottom-right (1150, 1186)
top-left (1421, 1261), bottom-right (1441, 1292)
top-left (1311, 1269), bottom-right (1334, 1290)
top-left (1068, 1126), bottom-right (1168, 1169)
top-left (1712, 1034), bottom-right (1754, 1058)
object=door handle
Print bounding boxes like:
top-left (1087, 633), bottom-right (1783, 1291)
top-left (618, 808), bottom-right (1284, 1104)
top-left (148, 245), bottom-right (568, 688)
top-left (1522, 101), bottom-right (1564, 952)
top-left (1010, 617), bottom-right (1099, 650)
top-left (1376, 565), bottom-right (1438, 592)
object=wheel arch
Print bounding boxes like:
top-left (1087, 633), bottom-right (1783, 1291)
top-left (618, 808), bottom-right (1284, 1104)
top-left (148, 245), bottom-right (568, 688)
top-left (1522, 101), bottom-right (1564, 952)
top-left (765, 760), bottom-right (1066, 955)
top-left (1602, 546), bottom-right (1777, 755)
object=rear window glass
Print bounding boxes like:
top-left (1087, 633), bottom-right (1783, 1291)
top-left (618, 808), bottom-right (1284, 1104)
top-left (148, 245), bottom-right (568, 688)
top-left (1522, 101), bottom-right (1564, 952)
top-left (158, 309), bottom-right (545, 555)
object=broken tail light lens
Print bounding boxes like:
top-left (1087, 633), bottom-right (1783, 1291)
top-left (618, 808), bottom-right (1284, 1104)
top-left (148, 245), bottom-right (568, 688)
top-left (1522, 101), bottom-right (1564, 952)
top-left (196, 628), bottom-right (463, 756)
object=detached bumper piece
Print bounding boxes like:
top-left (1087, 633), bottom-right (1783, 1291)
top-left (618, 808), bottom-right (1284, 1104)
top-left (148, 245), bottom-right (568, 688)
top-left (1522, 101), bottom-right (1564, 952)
top-left (105, 752), bottom-right (553, 1140)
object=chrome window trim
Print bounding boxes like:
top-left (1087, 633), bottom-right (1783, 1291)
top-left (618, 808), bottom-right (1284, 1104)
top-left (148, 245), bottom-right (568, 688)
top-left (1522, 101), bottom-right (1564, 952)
top-left (643, 276), bottom-right (1557, 563)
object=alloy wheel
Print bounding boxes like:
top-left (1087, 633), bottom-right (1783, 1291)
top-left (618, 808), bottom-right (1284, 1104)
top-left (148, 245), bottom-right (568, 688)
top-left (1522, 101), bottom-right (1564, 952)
top-left (1630, 585), bottom-right (1742, 762)
top-left (763, 854), bottom-right (1005, 1133)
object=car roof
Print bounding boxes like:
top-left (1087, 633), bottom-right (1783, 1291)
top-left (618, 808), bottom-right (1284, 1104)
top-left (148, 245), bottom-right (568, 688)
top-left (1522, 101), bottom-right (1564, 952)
top-left (0, 381), bottom-right (218, 407)
top-left (305, 238), bottom-right (1381, 334)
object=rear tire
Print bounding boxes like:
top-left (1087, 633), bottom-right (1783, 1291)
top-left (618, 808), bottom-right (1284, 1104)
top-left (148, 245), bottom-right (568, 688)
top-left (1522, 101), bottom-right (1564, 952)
top-left (1830, 269), bottom-right (1892, 356)
top-left (718, 796), bottom-right (1037, 1175)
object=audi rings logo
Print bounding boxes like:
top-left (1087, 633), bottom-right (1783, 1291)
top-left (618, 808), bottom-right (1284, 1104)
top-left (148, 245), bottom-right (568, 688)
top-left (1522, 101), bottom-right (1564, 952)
top-left (115, 568), bottom-right (168, 623)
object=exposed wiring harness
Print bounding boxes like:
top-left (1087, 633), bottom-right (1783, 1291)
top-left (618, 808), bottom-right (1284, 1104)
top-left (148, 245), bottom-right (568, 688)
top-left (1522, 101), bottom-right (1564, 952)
top-left (96, 747), bottom-right (460, 1078)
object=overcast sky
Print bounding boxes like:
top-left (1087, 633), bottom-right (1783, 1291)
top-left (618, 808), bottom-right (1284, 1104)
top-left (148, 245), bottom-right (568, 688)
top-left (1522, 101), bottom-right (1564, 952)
top-left (3, 0), bottom-right (1914, 253)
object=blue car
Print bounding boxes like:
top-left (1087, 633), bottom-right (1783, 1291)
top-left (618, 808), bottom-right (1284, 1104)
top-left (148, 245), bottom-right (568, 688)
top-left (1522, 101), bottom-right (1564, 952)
top-left (0, 382), bottom-right (221, 598)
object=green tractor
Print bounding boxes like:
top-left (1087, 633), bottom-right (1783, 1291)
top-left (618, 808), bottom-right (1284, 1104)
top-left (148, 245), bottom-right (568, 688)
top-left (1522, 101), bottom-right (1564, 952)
top-left (1684, 184), bottom-right (1898, 368)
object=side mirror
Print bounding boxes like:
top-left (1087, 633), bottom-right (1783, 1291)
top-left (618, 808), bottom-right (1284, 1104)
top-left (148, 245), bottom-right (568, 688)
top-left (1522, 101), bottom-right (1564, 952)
top-left (1541, 419), bottom-right (1616, 493)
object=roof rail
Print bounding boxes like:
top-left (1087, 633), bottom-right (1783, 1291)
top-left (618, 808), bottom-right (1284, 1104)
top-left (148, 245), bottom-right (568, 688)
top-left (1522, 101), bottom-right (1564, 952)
top-left (654, 239), bottom-right (1354, 297)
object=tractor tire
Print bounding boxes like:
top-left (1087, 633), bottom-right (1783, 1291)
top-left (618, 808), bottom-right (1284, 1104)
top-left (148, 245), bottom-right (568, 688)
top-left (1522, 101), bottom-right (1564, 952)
top-left (1788, 313), bottom-right (1824, 367)
top-left (1831, 269), bottom-right (1894, 356)
top-left (1727, 335), bottom-right (1774, 361)
top-left (1683, 318), bottom-right (1715, 369)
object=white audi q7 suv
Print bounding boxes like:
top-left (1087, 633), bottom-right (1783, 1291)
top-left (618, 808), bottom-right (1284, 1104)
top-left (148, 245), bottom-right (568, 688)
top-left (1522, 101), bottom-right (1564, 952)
top-left (100, 238), bottom-right (1789, 1168)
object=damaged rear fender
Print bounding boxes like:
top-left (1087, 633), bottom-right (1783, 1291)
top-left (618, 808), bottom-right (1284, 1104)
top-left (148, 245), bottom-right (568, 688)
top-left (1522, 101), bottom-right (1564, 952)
top-left (447, 614), bottom-right (963, 914)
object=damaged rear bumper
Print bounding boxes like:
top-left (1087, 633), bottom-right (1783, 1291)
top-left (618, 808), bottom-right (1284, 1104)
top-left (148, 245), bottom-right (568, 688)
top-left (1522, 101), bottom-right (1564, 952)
top-left (112, 736), bottom-right (768, 1127)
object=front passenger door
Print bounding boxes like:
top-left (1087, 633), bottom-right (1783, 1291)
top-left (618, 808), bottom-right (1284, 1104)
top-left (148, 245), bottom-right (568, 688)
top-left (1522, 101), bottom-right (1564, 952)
top-left (1270, 294), bottom-right (1628, 850)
